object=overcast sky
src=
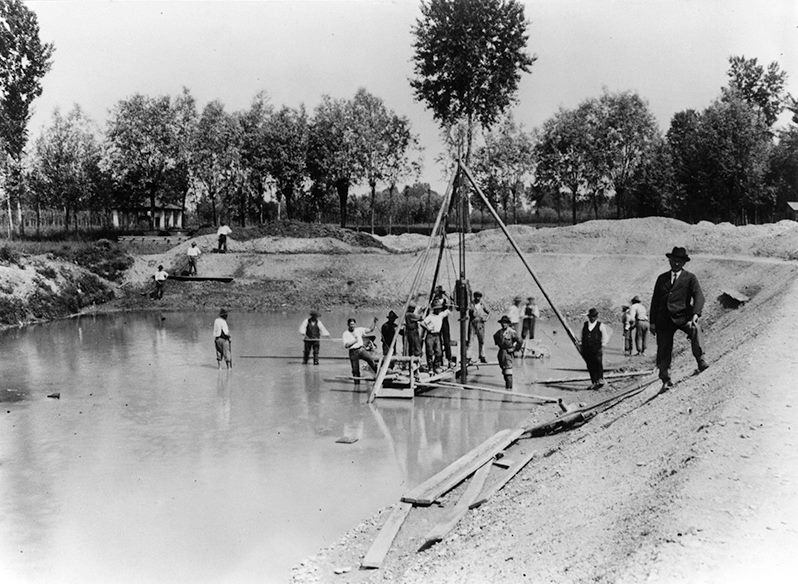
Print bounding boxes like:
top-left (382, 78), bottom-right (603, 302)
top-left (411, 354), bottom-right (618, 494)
top-left (26, 0), bottom-right (798, 192)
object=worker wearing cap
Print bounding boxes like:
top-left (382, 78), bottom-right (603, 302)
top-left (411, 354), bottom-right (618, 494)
top-left (581, 308), bottom-right (610, 389)
top-left (468, 291), bottom-right (490, 363)
top-left (421, 300), bottom-right (450, 373)
top-left (153, 264), bottom-right (168, 299)
top-left (213, 309), bottom-right (232, 370)
top-left (381, 310), bottom-right (400, 356)
top-left (299, 310), bottom-right (330, 365)
top-left (493, 315), bottom-right (522, 389)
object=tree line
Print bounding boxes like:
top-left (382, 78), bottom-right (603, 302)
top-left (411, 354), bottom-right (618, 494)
top-left (3, 0), bottom-right (797, 237)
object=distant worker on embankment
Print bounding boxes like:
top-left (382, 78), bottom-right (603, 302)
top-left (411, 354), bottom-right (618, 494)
top-left (187, 242), bottom-right (201, 275)
top-left (217, 221), bottom-right (232, 253)
top-left (650, 246), bottom-right (709, 390)
top-left (299, 310), bottom-right (330, 365)
top-left (153, 264), bottom-right (168, 299)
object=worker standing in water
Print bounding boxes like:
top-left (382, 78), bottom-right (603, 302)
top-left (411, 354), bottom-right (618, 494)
top-left (493, 315), bottom-right (522, 390)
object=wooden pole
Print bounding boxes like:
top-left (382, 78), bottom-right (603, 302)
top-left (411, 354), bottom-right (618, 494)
top-left (459, 160), bottom-right (583, 360)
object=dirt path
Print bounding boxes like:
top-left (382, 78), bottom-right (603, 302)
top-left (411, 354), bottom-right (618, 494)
top-left (290, 269), bottom-right (798, 583)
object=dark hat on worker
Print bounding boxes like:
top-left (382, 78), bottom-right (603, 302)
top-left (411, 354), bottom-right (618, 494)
top-left (387, 310), bottom-right (398, 320)
top-left (309, 310), bottom-right (320, 317)
top-left (219, 308), bottom-right (228, 317)
top-left (587, 307), bottom-right (598, 318)
top-left (631, 295), bottom-right (641, 304)
top-left (622, 305), bottom-right (629, 310)
top-left (514, 295), bottom-right (523, 302)
top-left (498, 315), bottom-right (512, 324)
top-left (666, 246), bottom-right (690, 262)
top-left (473, 291), bottom-right (483, 298)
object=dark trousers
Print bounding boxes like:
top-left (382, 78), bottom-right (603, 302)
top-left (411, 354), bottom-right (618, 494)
top-left (635, 321), bottom-right (649, 354)
top-left (583, 349), bottom-right (603, 384)
top-left (154, 280), bottom-right (165, 299)
top-left (303, 340), bottom-right (320, 364)
top-left (441, 318), bottom-right (452, 361)
top-left (425, 332), bottom-right (443, 369)
top-left (623, 329), bottom-right (633, 356)
top-left (656, 321), bottom-right (705, 381)
top-left (188, 257), bottom-right (197, 275)
top-left (349, 347), bottom-right (377, 378)
top-left (405, 329), bottom-right (422, 357)
top-left (521, 318), bottom-right (536, 340)
top-left (218, 234), bottom-right (227, 252)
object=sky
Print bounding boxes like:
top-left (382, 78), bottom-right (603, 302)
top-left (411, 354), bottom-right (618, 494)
top-left (25, 0), bottom-right (798, 193)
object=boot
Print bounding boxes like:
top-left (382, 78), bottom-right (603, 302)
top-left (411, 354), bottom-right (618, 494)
top-left (504, 373), bottom-right (513, 390)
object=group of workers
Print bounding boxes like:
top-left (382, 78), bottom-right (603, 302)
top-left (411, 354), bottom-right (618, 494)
top-left (578, 246), bottom-right (709, 391)
top-left (210, 245), bottom-right (709, 395)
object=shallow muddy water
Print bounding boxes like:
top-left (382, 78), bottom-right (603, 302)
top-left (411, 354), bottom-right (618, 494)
top-left (0, 310), bottom-right (603, 583)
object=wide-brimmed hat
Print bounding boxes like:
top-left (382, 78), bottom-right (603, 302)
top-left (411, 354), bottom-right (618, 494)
top-left (473, 291), bottom-right (483, 298)
top-left (513, 296), bottom-right (523, 303)
top-left (631, 295), bottom-right (641, 304)
top-left (309, 310), bottom-right (320, 317)
top-left (219, 308), bottom-right (228, 317)
top-left (666, 246), bottom-right (690, 262)
top-left (499, 315), bottom-right (512, 324)
top-left (387, 310), bottom-right (398, 320)
top-left (587, 308), bottom-right (598, 318)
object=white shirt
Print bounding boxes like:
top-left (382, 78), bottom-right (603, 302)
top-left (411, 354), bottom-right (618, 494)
top-left (629, 303), bottom-right (648, 321)
top-left (670, 270), bottom-right (682, 285)
top-left (299, 318), bottom-right (330, 337)
top-left (524, 303), bottom-right (540, 319)
top-left (187, 246), bottom-right (201, 258)
top-left (217, 225), bottom-right (232, 236)
top-left (422, 309), bottom-right (450, 334)
top-left (471, 301), bottom-right (489, 321)
top-left (342, 327), bottom-right (370, 350)
top-left (506, 304), bottom-right (522, 324)
top-left (587, 321), bottom-right (610, 347)
top-left (154, 269), bottom-right (168, 282)
top-left (213, 317), bottom-right (230, 338)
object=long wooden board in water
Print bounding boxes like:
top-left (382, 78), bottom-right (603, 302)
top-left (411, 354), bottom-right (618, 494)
top-left (538, 369), bottom-right (655, 384)
top-left (240, 355), bottom-right (351, 361)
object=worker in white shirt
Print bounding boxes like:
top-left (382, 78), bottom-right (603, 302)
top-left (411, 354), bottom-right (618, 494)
top-left (217, 221), bottom-right (232, 253)
top-left (213, 309), bottom-right (232, 369)
top-left (421, 300), bottom-right (450, 373)
top-left (153, 265), bottom-right (168, 299)
top-left (342, 317), bottom-right (379, 380)
top-left (299, 310), bottom-right (331, 365)
top-left (580, 307), bottom-right (611, 389)
top-left (187, 242), bottom-right (201, 275)
top-left (629, 295), bottom-right (650, 356)
top-left (506, 296), bottom-right (523, 335)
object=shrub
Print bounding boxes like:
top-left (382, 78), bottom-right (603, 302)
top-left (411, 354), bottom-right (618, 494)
top-left (0, 296), bottom-right (27, 325)
top-left (0, 246), bottom-right (22, 266)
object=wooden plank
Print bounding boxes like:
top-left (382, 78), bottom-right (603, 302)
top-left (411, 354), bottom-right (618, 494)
top-left (401, 428), bottom-right (521, 506)
top-left (721, 288), bottom-right (750, 302)
top-left (360, 502), bottom-right (413, 569)
top-left (169, 275), bottom-right (234, 282)
top-left (418, 460), bottom-right (493, 551)
top-left (470, 450), bottom-right (537, 509)
top-left (241, 355), bottom-right (350, 361)
top-left (435, 380), bottom-right (558, 403)
top-left (538, 369), bottom-right (654, 385)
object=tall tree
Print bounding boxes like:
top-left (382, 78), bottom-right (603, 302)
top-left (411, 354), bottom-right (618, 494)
top-left (28, 105), bottom-right (102, 232)
top-left (307, 95), bottom-right (362, 228)
top-left (768, 126), bottom-right (798, 218)
top-left (263, 104), bottom-right (309, 220)
top-left (534, 107), bottom-right (593, 225)
top-left (723, 55), bottom-right (789, 127)
top-left (0, 0), bottom-right (54, 234)
top-left (410, 0), bottom-right (535, 229)
top-left (103, 90), bottom-right (196, 230)
top-left (236, 92), bottom-right (272, 226)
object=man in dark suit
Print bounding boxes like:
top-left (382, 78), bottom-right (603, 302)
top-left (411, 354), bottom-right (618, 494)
top-left (650, 246), bottom-right (709, 389)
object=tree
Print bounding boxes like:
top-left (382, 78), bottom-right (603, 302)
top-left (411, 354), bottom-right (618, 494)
top-left (103, 90), bottom-right (197, 230)
top-left (588, 90), bottom-right (660, 218)
top-left (236, 92), bottom-right (272, 226)
top-left (768, 126), bottom-right (798, 218)
top-left (307, 95), bottom-right (361, 228)
top-left (410, 0), bottom-right (535, 229)
top-left (534, 107), bottom-right (593, 224)
top-left (723, 55), bottom-right (789, 127)
top-left (27, 105), bottom-right (102, 233)
top-left (262, 104), bottom-right (309, 220)
top-left (0, 0), bottom-right (54, 234)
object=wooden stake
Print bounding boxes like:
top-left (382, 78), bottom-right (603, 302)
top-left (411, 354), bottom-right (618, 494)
top-left (470, 450), bottom-right (537, 509)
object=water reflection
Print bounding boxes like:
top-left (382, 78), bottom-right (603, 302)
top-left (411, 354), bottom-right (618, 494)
top-left (0, 310), bottom-right (584, 583)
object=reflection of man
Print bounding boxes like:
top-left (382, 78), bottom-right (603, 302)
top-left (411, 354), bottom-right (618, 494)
top-left (650, 246), bottom-right (709, 390)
